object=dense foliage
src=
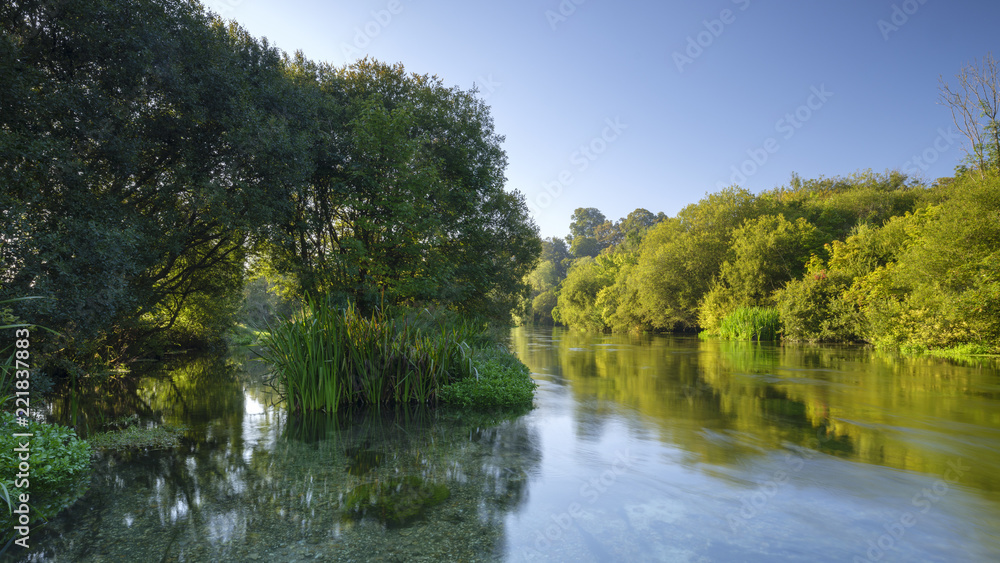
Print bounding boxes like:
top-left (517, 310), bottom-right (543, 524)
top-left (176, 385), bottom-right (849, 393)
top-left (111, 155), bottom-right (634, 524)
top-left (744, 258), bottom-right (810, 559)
top-left (436, 346), bottom-right (537, 410)
top-left (259, 298), bottom-right (535, 412)
top-left (0, 0), bottom-right (540, 372)
top-left (528, 170), bottom-right (1000, 354)
top-left (0, 412), bottom-right (91, 539)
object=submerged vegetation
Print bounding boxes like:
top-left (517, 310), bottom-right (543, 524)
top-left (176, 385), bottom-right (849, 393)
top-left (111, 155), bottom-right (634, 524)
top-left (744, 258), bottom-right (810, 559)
top-left (85, 415), bottom-right (186, 451)
top-left (342, 475), bottom-right (451, 528)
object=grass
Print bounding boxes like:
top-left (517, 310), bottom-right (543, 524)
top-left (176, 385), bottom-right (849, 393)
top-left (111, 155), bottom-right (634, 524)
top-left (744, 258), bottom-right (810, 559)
top-left (718, 307), bottom-right (782, 341)
top-left (257, 296), bottom-right (533, 413)
top-left (900, 341), bottom-right (1000, 360)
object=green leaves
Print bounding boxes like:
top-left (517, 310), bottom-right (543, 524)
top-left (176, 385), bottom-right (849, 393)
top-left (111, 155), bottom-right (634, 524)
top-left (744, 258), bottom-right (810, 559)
top-left (0, 412), bottom-right (91, 541)
top-left (2, 1), bottom-right (539, 367)
top-left (263, 58), bottom-right (539, 321)
top-left (257, 298), bottom-right (500, 412)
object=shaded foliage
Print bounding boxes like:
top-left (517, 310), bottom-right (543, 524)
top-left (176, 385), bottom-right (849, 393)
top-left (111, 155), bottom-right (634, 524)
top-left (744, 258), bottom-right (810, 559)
top-left (1, 0), bottom-right (539, 370)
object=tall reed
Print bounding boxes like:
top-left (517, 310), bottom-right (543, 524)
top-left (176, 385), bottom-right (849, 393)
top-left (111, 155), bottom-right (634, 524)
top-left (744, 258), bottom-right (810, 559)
top-left (718, 307), bottom-right (781, 341)
top-left (257, 296), bottom-right (476, 412)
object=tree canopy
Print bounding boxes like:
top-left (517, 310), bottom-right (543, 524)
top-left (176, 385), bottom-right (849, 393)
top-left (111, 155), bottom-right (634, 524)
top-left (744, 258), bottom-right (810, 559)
top-left (1, 0), bottom-right (539, 366)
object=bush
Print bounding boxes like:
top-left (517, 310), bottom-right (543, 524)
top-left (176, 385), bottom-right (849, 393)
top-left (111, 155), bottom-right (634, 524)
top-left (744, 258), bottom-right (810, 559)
top-left (775, 269), bottom-right (860, 342)
top-left (1, 412), bottom-right (91, 539)
top-left (437, 347), bottom-right (537, 410)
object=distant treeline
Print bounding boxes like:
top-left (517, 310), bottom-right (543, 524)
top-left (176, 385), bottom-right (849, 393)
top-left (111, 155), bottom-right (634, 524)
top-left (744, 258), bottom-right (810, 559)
top-left (0, 0), bottom-right (539, 367)
top-left (522, 170), bottom-right (1000, 353)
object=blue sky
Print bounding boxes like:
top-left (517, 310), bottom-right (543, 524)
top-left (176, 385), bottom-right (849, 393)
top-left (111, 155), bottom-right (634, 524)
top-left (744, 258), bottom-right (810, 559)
top-left (203, 0), bottom-right (1000, 239)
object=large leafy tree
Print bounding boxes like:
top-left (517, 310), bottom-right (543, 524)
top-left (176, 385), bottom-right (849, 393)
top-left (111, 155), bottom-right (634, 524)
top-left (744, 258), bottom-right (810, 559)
top-left (698, 214), bottom-right (821, 333)
top-left (630, 187), bottom-right (768, 330)
top-left (567, 207), bottom-right (607, 258)
top-left (266, 58), bottom-right (539, 320)
top-left (1, 0), bottom-right (309, 358)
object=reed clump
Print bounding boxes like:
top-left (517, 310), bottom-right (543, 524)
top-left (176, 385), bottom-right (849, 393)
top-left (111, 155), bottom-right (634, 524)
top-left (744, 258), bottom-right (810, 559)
top-left (258, 296), bottom-right (533, 412)
top-left (718, 307), bottom-right (781, 341)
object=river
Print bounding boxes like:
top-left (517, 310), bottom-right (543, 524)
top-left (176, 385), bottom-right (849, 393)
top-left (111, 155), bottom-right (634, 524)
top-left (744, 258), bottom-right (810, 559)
top-left (9, 327), bottom-right (1000, 562)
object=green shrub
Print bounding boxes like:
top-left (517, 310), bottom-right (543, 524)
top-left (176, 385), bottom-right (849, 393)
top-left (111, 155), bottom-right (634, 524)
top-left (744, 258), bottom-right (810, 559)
top-left (437, 346), bottom-right (537, 410)
top-left (775, 269), bottom-right (860, 342)
top-left (718, 307), bottom-right (781, 341)
top-left (1, 412), bottom-right (91, 539)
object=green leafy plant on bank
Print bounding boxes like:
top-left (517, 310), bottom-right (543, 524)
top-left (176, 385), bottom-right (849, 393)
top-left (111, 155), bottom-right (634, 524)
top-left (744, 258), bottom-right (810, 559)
top-left (0, 412), bottom-right (91, 543)
top-left (437, 346), bottom-right (537, 410)
top-left (717, 307), bottom-right (782, 341)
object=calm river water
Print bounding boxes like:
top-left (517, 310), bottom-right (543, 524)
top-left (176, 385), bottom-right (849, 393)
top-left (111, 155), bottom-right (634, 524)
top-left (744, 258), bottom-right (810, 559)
top-left (8, 327), bottom-right (1000, 562)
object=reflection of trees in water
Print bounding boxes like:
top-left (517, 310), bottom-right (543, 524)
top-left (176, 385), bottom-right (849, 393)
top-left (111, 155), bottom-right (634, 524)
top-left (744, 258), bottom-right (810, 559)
top-left (19, 354), bottom-right (542, 561)
top-left (513, 327), bottom-right (1000, 494)
top-left (281, 406), bottom-right (540, 522)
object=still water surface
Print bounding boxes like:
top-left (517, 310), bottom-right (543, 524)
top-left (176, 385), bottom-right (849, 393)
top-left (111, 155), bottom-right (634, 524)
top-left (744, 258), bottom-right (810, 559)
top-left (10, 327), bottom-right (1000, 562)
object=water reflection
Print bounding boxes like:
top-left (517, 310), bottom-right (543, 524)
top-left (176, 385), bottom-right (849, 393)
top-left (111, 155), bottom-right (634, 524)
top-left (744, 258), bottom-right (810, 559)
top-left (508, 327), bottom-right (1000, 561)
top-left (15, 353), bottom-right (541, 562)
top-left (11, 330), bottom-right (1000, 562)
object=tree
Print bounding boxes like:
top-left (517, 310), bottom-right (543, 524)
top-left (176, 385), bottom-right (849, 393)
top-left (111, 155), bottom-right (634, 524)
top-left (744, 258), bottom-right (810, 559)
top-left (264, 58), bottom-right (540, 320)
top-left (540, 237), bottom-right (572, 279)
top-left (1, 0), bottom-right (310, 359)
top-left (631, 187), bottom-right (767, 330)
top-left (699, 215), bottom-right (821, 333)
top-left (567, 207), bottom-right (606, 257)
top-left (552, 257), bottom-right (613, 331)
top-left (939, 53), bottom-right (1000, 174)
top-left (619, 208), bottom-right (662, 246)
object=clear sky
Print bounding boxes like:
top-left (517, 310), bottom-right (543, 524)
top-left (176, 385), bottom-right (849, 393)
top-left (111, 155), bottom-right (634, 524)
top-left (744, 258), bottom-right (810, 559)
top-left (202, 0), bottom-right (1000, 239)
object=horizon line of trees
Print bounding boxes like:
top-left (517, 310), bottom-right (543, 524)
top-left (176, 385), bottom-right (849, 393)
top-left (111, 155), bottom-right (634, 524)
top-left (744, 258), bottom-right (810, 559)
top-left (521, 167), bottom-right (1000, 353)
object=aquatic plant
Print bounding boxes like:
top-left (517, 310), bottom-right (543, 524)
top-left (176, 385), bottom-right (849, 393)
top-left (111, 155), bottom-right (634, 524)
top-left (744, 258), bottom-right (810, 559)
top-left (342, 475), bottom-right (450, 527)
top-left (437, 346), bottom-right (537, 410)
top-left (718, 307), bottom-right (781, 341)
top-left (86, 416), bottom-right (186, 451)
top-left (0, 412), bottom-right (91, 543)
top-left (257, 297), bottom-right (479, 412)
